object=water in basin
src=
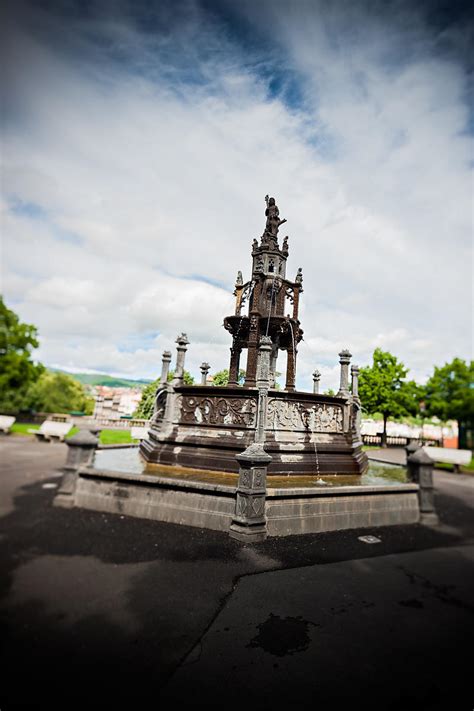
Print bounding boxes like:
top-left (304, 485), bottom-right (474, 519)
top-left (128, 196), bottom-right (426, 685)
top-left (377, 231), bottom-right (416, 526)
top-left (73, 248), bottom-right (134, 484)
top-left (93, 447), bottom-right (408, 487)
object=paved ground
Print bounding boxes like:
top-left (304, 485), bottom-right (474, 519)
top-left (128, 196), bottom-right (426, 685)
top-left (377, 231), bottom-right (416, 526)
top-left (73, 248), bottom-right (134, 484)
top-left (1, 438), bottom-right (473, 709)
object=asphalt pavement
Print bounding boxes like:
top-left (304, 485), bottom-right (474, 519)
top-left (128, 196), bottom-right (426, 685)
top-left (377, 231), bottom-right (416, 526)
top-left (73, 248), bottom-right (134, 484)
top-left (0, 437), bottom-right (473, 709)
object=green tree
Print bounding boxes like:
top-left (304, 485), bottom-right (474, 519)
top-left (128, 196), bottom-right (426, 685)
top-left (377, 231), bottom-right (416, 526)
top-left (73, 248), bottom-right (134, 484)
top-left (0, 297), bottom-right (44, 413)
top-left (134, 369), bottom-right (194, 419)
top-left (358, 348), bottom-right (419, 447)
top-left (27, 371), bottom-right (94, 414)
top-left (211, 368), bottom-right (246, 386)
top-left (424, 358), bottom-right (474, 447)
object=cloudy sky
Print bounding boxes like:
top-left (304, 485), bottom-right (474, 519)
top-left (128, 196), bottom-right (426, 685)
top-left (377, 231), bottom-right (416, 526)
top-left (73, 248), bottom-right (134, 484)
top-left (1, 0), bottom-right (472, 391)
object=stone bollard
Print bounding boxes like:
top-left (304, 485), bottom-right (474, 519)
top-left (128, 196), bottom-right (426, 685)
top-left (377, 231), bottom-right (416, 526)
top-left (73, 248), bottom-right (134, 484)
top-left (407, 448), bottom-right (439, 525)
top-left (312, 369), bottom-right (321, 394)
top-left (200, 362), bottom-right (210, 386)
top-left (229, 443), bottom-right (272, 543)
top-left (54, 430), bottom-right (99, 509)
top-left (337, 349), bottom-right (352, 398)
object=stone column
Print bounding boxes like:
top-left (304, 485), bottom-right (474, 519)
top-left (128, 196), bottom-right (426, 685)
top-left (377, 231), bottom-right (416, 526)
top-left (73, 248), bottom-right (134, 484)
top-left (337, 349), bottom-right (352, 398)
top-left (269, 345), bottom-right (279, 388)
top-left (200, 362), bottom-right (210, 386)
top-left (312, 369), bottom-right (321, 394)
top-left (229, 336), bottom-right (273, 543)
top-left (173, 333), bottom-right (189, 383)
top-left (228, 343), bottom-right (241, 386)
top-left (407, 448), bottom-right (439, 525)
top-left (244, 312), bottom-right (260, 387)
top-left (256, 335), bottom-right (272, 443)
top-left (292, 286), bottom-right (300, 320)
top-left (54, 430), bottom-right (99, 509)
top-left (285, 346), bottom-right (296, 392)
top-left (350, 365), bottom-right (361, 442)
top-left (160, 350), bottom-right (172, 386)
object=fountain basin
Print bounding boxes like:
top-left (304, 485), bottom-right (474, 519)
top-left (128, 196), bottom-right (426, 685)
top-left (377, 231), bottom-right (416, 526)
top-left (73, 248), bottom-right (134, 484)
top-left (62, 446), bottom-right (420, 537)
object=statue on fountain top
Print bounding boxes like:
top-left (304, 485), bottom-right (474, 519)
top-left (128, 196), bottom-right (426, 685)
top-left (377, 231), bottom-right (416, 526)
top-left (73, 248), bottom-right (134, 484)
top-left (264, 195), bottom-right (287, 242)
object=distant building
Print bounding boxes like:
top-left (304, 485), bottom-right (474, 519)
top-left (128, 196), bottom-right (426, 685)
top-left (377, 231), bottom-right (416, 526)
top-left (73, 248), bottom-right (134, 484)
top-left (93, 386), bottom-right (143, 420)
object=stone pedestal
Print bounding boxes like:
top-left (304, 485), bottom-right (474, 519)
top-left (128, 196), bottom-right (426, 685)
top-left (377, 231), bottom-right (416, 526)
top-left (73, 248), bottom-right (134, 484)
top-left (229, 443), bottom-right (272, 542)
top-left (54, 430), bottom-right (99, 508)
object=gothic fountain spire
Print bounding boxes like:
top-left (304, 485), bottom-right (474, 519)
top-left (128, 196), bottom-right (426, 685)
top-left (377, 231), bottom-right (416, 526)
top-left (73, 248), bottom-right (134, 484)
top-left (224, 195), bottom-right (303, 390)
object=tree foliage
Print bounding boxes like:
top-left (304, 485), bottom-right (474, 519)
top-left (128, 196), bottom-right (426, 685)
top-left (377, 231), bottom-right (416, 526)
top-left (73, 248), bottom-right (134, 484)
top-left (424, 358), bottom-right (474, 427)
top-left (0, 296), bottom-right (44, 412)
top-left (27, 371), bottom-right (94, 414)
top-left (358, 348), bottom-right (420, 444)
top-left (134, 370), bottom-right (194, 419)
top-left (211, 368), bottom-right (246, 386)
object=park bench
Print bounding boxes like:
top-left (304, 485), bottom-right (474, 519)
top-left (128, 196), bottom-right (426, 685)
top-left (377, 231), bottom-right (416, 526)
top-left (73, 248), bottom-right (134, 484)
top-left (0, 415), bottom-right (16, 434)
top-left (29, 420), bottom-right (73, 442)
top-left (422, 446), bottom-right (472, 472)
top-left (131, 425), bottom-right (149, 440)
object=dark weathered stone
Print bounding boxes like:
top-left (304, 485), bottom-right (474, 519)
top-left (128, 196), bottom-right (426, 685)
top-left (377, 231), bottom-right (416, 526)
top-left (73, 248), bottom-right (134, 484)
top-left (140, 196), bottom-right (368, 479)
top-left (54, 430), bottom-right (99, 509)
top-left (407, 448), bottom-right (439, 525)
top-left (229, 442), bottom-right (272, 542)
top-left (406, 440), bottom-right (421, 455)
top-left (224, 196), bottom-right (303, 391)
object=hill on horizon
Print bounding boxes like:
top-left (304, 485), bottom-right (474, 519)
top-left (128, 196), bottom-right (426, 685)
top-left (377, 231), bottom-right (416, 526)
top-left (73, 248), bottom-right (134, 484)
top-left (49, 368), bottom-right (152, 389)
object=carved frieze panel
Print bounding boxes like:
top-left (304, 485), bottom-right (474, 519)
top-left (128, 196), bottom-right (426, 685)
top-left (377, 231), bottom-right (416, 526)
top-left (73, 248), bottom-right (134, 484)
top-left (180, 395), bottom-right (257, 427)
top-left (267, 398), bottom-right (344, 433)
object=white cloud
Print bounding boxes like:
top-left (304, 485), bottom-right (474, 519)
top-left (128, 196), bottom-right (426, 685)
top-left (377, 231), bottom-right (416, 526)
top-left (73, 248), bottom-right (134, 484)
top-left (1, 0), bottom-right (472, 391)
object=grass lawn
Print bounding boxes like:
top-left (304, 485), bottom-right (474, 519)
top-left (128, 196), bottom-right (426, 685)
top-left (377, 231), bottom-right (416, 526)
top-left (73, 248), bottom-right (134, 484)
top-left (362, 445), bottom-right (380, 451)
top-left (100, 429), bottom-right (133, 445)
top-left (10, 423), bottom-right (133, 445)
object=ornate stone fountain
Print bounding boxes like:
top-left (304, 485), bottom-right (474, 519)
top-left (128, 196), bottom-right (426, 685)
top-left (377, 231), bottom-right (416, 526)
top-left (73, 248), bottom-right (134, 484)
top-left (140, 196), bottom-right (368, 477)
top-left (58, 197), bottom-right (422, 542)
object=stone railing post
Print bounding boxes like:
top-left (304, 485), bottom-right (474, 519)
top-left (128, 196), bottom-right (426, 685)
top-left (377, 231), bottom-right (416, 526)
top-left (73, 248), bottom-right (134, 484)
top-left (54, 430), bottom-right (99, 509)
top-left (312, 369), bottom-right (321, 394)
top-left (173, 333), bottom-right (189, 383)
top-left (230, 336), bottom-right (273, 543)
top-left (160, 350), bottom-right (172, 386)
top-left (337, 349), bottom-right (352, 398)
top-left (407, 448), bottom-right (439, 525)
top-left (200, 362), bottom-right (210, 386)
